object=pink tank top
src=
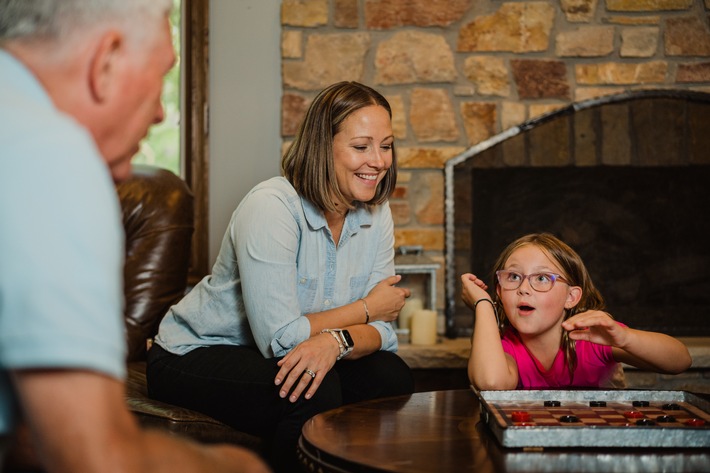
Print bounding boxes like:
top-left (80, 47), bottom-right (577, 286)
top-left (501, 325), bottom-right (622, 389)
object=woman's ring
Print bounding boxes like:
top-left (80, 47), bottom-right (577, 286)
top-left (305, 369), bottom-right (316, 378)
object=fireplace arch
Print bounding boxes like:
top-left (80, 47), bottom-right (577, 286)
top-left (444, 89), bottom-right (710, 339)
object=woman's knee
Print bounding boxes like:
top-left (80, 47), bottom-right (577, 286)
top-left (307, 369), bottom-right (343, 411)
top-left (373, 351), bottom-right (415, 395)
top-left (337, 351), bottom-right (414, 403)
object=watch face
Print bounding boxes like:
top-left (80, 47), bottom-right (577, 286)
top-left (341, 329), bottom-right (354, 348)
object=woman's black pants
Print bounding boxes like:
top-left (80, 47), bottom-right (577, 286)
top-left (147, 344), bottom-right (415, 472)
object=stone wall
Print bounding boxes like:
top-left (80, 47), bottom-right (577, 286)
top-left (280, 0), bottom-right (710, 315)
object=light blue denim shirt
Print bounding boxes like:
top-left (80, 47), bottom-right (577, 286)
top-left (155, 176), bottom-right (398, 358)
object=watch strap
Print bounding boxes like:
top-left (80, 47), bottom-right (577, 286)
top-left (322, 328), bottom-right (353, 360)
top-left (322, 329), bottom-right (345, 359)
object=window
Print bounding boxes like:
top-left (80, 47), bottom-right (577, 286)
top-left (134, 0), bottom-right (210, 279)
top-left (133, 0), bottom-right (181, 175)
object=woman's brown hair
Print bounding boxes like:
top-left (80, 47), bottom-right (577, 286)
top-left (281, 81), bottom-right (397, 213)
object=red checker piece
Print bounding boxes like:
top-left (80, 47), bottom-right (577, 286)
top-left (511, 411), bottom-right (532, 422)
top-left (624, 411), bottom-right (645, 419)
top-left (684, 418), bottom-right (706, 427)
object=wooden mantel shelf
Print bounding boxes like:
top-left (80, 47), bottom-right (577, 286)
top-left (397, 337), bottom-right (710, 371)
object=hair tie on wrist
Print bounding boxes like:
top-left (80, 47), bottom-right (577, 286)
top-left (473, 298), bottom-right (499, 327)
top-left (473, 298), bottom-right (494, 312)
top-left (361, 298), bottom-right (370, 324)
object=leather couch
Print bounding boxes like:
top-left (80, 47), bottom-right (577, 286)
top-left (3, 164), bottom-right (261, 471)
top-left (120, 164), bottom-right (261, 449)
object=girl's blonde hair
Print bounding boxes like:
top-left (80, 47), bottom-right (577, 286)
top-left (281, 81), bottom-right (397, 213)
top-left (490, 233), bottom-right (606, 380)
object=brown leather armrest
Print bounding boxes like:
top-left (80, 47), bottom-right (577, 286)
top-left (117, 165), bottom-right (194, 362)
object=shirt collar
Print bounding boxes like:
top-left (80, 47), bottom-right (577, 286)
top-left (301, 197), bottom-right (373, 233)
top-left (0, 50), bottom-right (54, 109)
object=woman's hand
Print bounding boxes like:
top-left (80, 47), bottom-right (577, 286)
top-left (562, 310), bottom-right (625, 347)
top-left (460, 273), bottom-right (492, 310)
top-left (274, 333), bottom-right (339, 402)
top-left (363, 275), bottom-right (411, 323)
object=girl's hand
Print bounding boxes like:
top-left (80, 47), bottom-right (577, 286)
top-left (562, 310), bottom-right (628, 348)
top-left (460, 273), bottom-right (492, 310)
top-left (274, 333), bottom-right (338, 402)
top-left (363, 275), bottom-right (411, 323)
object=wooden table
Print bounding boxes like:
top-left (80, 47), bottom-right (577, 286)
top-left (298, 389), bottom-right (710, 473)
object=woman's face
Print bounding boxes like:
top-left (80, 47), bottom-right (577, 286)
top-left (497, 245), bottom-right (580, 342)
top-left (332, 105), bottom-right (393, 206)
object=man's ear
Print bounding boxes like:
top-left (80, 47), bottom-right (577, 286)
top-left (564, 286), bottom-right (583, 309)
top-left (88, 30), bottom-right (123, 103)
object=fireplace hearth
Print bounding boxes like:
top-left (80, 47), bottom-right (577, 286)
top-left (445, 90), bottom-right (710, 339)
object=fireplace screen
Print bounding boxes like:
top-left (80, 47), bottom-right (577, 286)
top-left (445, 90), bottom-right (710, 338)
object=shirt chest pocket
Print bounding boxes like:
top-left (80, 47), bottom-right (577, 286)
top-left (296, 274), bottom-right (318, 314)
top-left (348, 274), bottom-right (370, 302)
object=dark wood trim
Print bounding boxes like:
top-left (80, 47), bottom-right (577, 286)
top-left (183, 0), bottom-right (209, 281)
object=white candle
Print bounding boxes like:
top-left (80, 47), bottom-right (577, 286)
top-left (398, 298), bottom-right (423, 331)
top-left (410, 309), bottom-right (437, 345)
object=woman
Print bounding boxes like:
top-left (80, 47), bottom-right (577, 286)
top-left (147, 81), bottom-right (415, 472)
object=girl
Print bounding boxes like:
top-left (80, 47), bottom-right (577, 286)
top-left (462, 233), bottom-right (692, 390)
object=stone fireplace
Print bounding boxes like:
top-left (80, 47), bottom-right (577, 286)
top-left (281, 1), bottom-right (710, 392)
top-left (445, 90), bottom-right (710, 339)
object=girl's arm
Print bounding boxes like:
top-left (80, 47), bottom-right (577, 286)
top-left (562, 311), bottom-right (692, 374)
top-left (462, 274), bottom-right (519, 390)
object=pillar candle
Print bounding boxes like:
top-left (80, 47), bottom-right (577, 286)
top-left (410, 309), bottom-right (438, 345)
top-left (398, 298), bottom-right (423, 331)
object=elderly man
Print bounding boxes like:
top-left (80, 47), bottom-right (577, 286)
top-left (0, 2), bottom-right (269, 472)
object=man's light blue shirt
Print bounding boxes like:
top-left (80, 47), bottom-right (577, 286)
top-left (0, 51), bottom-right (126, 436)
top-left (155, 176), bottom-right (399, 358)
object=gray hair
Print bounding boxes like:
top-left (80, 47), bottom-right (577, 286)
top-left (0, 0), bottom-right (173, 44)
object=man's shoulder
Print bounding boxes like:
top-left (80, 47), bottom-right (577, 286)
top-left (0, 51), bottom-right (97, 163)
top-left (3, 109), bottom-right (97, 164)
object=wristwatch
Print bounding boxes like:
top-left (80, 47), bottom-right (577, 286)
top-left (321, 328), bottom-right (354, 360)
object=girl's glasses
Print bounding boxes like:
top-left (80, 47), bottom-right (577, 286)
top-left (496, 270), bottom-right (569, 292)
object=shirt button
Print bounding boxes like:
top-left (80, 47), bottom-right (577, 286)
top-left (299, 278), bottom-right (306, 284)
top-left (324, 300), bottom-right (331, 306)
